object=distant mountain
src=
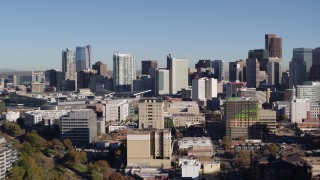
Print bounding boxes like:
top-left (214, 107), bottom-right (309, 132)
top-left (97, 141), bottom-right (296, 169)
top-left (0, 68), bottom-right (15, 72)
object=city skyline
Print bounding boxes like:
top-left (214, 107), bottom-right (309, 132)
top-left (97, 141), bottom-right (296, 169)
top-left (1, 1), bottom-right (320, 71)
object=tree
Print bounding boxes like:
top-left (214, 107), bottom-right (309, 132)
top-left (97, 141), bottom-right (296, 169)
top-left (265, 143), bottom-right (278, 154)
top-left (21, 142), bottom-right (35, 156)
top-left (17, 156), bottom-right (44, 179)
top-left (222, 136), bottom-right (232, 150)
top-left (63, 139), bottom-right (73, 150)
top-left (25, 131), bottom-right (47, 148)
top-left (78, 151), bottom-right (87, 163)
top-left (235, 150), bottom-right (251, 169)
top-left (11, 166), bottom-right (25, 180)
top-left (48, 139), bottom-right (65, 150)
top-left (2, 121), bottom-right (24, 137)
top-left (0, 101), bottom-right (5, 114)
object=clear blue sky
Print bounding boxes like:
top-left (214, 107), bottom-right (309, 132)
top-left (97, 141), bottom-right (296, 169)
top-left (1, 0), bottom-right (320, 71)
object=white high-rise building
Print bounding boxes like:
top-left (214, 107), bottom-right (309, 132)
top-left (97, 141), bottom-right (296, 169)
top-left (113, 53), bottom-right (136, 92)
top-left (167, 54), bottom-right (188, 94)
top-left (155, 68), bottom-right (170, 95)
top-left (192, 77), bottom-right (217, 101)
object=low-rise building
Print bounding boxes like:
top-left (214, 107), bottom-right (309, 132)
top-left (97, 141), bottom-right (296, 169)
top-left (1, 110), bottom-right (20, 122)
top-left (172, 114), bottom-right (205, 127)
top-left (127, 129), bottom-right (171, 169)
top-left (104, 99), bottom-right (129, 122)
top-left (178, 137), bottom-right (213, 150)
top-left (24, 110), bottom-right (69, 126)
top-left (179, 157), bottom-right (201, 179)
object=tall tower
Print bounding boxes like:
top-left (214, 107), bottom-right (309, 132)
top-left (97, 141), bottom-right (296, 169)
top-left (141, 60), bottom-right (158, 75)
top-left (76, 45), bottom-right (91, 73)
top-left (289, 48), bottom-right (311, 87)
top-left (113, 53), bottom-right (136, 92)
top-left (212, 60), bottom-right (225, 81)
top-left (62, 48), bottom-right (77, 91)
top-left (265, 34), bottom-right (282, 58)
top-left (310, 47), bottom-right (320, 81)
top-left (167, 54), bottom-right (188, 94)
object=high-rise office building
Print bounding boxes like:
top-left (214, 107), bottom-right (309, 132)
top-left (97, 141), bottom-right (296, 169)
top-left (195, 59), bottom-right (212, 69)
top-left (59, 109), bottom-right (97, 145)
top-left (213, 60), bottom-right (224, 81)
top-left (45, 69), bottom-right (62, 90)
top-left (141, 60), bottom-right (158, 75)
top-left (192, 77), bottom-right (217, 101)
top-left (167, 54), bottom-right (189, 94)
top-left (229, 60), bottom-right (246, 82)
top-left (79, 69), bottom-right (97, 88)
top-left (138, 98), bottom-right (164, 129)
top-left (76, 45), bottom-right (91, 73)
top-left (127, 129), bottom-right (171, 169)
top-left (267, 58), bottom-right (282, 86)
top-left (155, 68), bottom-right (170, 95)
top-left (310, 48), bottom-right (320, 81)
top-left (248, 49), bottom-right (269, 71)
top-left (246, 58), bottom-right (268, 88)
top-left (62, 48), bottom-right (77, 91)
top-left (265, 34), bottom-right (282, 58)
top-left (113, 53), bottom-right (136, 92)
top-left (289, 48), bottom-right (310, 87)
top-left (224, 97), bottom-right (259, 139)
top-left (92, 61), bottom-right (107, 77)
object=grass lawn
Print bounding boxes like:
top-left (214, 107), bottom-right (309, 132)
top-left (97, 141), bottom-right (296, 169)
top-left (67, 162), bottom-right (88, 173)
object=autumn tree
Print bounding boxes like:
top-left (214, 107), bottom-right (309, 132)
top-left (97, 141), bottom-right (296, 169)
top-left (265, 143), bottom-right (278, 154)
top-left (222, 136), bottom-right (232, 150)
top-left (235, 150), bottom-right (251, 169)
top-left (2, 121), bottom-right (24, 137)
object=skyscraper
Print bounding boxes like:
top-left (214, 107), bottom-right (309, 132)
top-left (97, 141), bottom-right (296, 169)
top-left (267, 58), bottom-right (282, 87)
top-left (167, 54), bottom-right (189, 94)
top-left (310, 47), bottom-right (320, 81)
top-left (76, 45), bottom-right (91, 73)
top-left (246, 58), bottom-right (268, 88)
top-left (92, 61), bottom-right (107, 76)
top-left (113, 53), bottom-right (136, 92)
top-left (213, 60), bottom-right (224, 81)
top-left (289, 48), bottom-right (310, 87)
top-left (248, 49), bottom-right (269, 71)
top-left (155, 68), bottom-right (170, 95)
top-left (62, 48), bottom-right (77, 91)
top-left (192, 77), bottom-right (217, 101)
top-left (265, 34), bottom-right (282, 58)
top-left (141, 60), bottom-right (158, 75)
top-left (229, 60), bottom-right (246, 82)
top-left (79, 69), bottom-right (97, 88)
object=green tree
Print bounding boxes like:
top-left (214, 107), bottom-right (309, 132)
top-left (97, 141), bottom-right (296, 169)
top-left (3, 121), bottom-right (24, 137)
top-left (21, 142), bottom-right (35, 156)
top-left (78, 151), bottom-right (87, 163)
top-left (0, 102), bottom-right (5, 114)
top-left (11, 165), bottom-right (25, 180)
top-left (25, 131), bottom-right (47, 148)
top-left (17, 156), bottom-right (43, 179)
top-left (48, 139), bottom-right (65, 150)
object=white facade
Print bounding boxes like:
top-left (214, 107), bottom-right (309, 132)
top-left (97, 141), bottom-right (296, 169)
top-left (178, 137), bottom-right (213, 150)
top-left (1, 111), bottom-right (20, 122)
top-left (169, 57), bottom-right (189, 94)
top-left (192, 77), bottom-right (217, 101)
top-left (113, 53), bottom-right (136, 92)
top-left (104, 100), bottom-right (129, 122)
top-left (172, 114), bottom-right (205, 127)
top-left (297, 84), bottom-right (320, 102)
top-left (108, 125), bottom-right (128, 133)
top-left (291, 98), bottom-right (310, 123)
top-left (24, 110), bottom-right (69, 126)
top-left (180, 158), bottom-right (201, 179)
top-left (0, 137), bottom-right (18, 179)
top-left (155, 68), bottom-right (170, 95)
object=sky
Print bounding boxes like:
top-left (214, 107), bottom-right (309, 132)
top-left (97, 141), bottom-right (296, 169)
top-left (0, 0), bottom-right (320, 71)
